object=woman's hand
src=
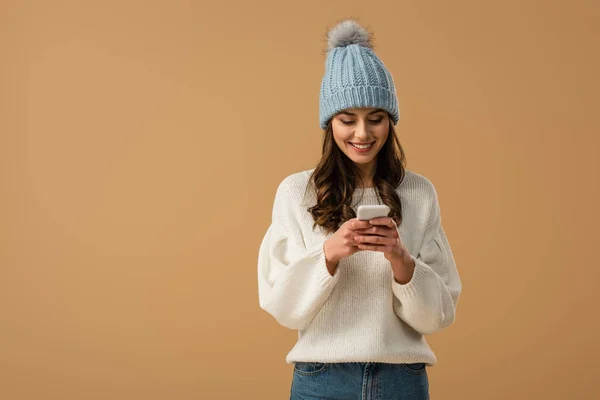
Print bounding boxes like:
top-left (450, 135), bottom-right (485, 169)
top-left (354, 217), bottom-right (415, 283)
top-left (323, 218), bottom-right (371, 273)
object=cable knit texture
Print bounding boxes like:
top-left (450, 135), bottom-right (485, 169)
top-left (257, 169), bottom-right (461, 365)
top-left (319, 44), bottom-right (400, 130)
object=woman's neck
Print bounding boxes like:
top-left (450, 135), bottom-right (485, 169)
top-left (355, 162), bottom-right (376, 188)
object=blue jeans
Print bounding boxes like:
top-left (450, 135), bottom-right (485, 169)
top-left (290, 361), bottom-right (430, 400)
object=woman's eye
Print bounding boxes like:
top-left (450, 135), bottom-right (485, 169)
top-left (341, 119), bottom-right (382, 125)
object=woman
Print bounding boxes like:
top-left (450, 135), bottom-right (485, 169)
top-left (257, 19), bottom-right (462, 400)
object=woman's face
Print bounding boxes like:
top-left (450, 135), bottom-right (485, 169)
top-left (331, 107), bottom-right (390, 165)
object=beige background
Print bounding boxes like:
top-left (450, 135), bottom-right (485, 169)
top-left (2, 1), bottom-right (599, 399)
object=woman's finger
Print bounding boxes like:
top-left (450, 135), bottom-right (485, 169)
top-left (351, 220), bottom-right (372, 231)
top-left (368, 217), bottom-right (396, 229)
top-left (357, 243), bottom-right (395, 252)
top-left (354, 235), bottom-right (397, 246)
top-left (362, 225), bottom-right (397, 238)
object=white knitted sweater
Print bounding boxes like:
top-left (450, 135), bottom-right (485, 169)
top-left (257, 168), bottom-right (461, 365)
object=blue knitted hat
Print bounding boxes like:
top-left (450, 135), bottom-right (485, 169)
top-left (319, 20), bottom-right (399, 130)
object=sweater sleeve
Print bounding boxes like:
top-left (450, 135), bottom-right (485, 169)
top-left (257, 179), bottom-right (342, 330)
top-left (391, 189), bottom-right (462, 335)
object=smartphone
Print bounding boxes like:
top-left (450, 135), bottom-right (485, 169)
top-left (356, 204), bottom-right (391, 221)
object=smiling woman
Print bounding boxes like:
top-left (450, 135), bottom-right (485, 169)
top-left (257, 19), bottom-right (461, 400)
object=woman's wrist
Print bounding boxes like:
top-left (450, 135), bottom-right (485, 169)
top-left (323, 241), bottom-right (339, 275)
top-left (391, 250), bottom-right (415, 284)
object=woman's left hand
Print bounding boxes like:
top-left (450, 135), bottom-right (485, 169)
top-left (354, 217), bottom-right (415, 283)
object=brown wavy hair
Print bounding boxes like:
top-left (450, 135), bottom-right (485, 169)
top-left (307, 116), bottom-right (407, 235)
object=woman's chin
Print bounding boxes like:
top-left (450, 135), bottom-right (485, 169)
top-left (349, 156), bottom-right (376, 164)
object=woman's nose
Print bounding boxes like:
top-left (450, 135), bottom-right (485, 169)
top-left (354, 120), bottom-right (370, 140)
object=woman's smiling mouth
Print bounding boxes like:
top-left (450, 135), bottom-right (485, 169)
top-left (349, 142), bottom-right (375, 152)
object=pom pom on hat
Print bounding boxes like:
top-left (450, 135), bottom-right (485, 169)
top-left (327, 19), bottom-right (372, 50)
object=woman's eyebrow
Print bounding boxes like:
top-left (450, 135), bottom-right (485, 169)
top-left (338, 109), bottom-right (385, 116)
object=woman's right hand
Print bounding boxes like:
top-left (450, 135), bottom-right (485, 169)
top-left (323, 218), bottom-right (372, 274)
